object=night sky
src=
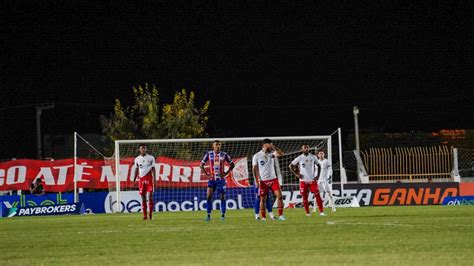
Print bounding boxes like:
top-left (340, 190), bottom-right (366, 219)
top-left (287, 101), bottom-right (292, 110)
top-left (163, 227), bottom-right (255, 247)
top-left (1, 1), bottom-right (473, 158)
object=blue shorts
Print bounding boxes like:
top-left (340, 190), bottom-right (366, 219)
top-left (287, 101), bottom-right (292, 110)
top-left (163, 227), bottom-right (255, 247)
top-left (208, 179), bottom-right (226, 194)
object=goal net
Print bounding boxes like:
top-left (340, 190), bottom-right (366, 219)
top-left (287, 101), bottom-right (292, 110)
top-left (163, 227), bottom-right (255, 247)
top-left (107, 131), bottom-right (344, 213)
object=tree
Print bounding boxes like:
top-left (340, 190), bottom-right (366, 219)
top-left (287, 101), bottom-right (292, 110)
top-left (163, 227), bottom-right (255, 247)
top-left (100, 84), bottom-right (210, 145)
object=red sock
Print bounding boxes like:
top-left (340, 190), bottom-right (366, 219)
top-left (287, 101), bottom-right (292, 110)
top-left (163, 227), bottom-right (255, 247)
top-left (148, 200), bottom-right (154, 219)
top-left (278, 199), bottom-right (283, 216)
top-left (142, 201), bottom-right (147, 219)
top-left (260, 202), bottom-right (266, 219)
top-left (315, 192), bottom-right (324, 213)
top-left (303, 197), bottom-right (309, 214)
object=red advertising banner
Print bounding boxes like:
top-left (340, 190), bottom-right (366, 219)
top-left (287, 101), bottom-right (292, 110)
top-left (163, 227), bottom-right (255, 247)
top-left (0, 157), bottom-right (250, 192)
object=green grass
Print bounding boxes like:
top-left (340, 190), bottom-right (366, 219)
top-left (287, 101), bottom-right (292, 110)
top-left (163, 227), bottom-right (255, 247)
top-left (1, 206), bottom-right (473, 265)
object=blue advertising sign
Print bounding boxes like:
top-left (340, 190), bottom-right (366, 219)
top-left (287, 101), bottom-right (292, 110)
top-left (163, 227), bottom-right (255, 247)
top-left (442, 196), bottom-right (474, 206)
top-left (104, 188), bottom-right (256, 213)
top-left (5, 203), bottom-right (83, 217)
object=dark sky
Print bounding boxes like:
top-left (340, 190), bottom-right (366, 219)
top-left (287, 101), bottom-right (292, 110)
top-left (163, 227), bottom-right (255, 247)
top-left (1, 1), bottom-right (473, 158)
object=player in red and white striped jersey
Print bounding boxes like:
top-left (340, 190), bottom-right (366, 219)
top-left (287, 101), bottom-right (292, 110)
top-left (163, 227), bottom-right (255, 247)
top-left (200, 140), bottom-right (235, 221)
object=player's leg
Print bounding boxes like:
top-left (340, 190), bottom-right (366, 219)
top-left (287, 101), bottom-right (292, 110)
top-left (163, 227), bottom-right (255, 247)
top-left (146, 176), bottom-right (154, 220)
top-left (270, 179), bottom-right (285, 220)
top-left (147, 191), bottom-right (154, 220)
top-left (138, 179), bottom-right (148, 219)
top-left (300, 181), bottom-right (310, 215)
top-left (311, 182), bottom-right (325, 216)
top-left (321, 181), bottom-right (336, 211)
top-left (266, 192), bottom-right (275, 220)
top-left (259, 182), bottom-right (269, 220)
top-left (254, 187), bottom-right (260, 219)
top-left (206, 181), bottom-right (215, 221)
top-left (273, 189), bottom-right (285, 220)
top-left (218, 180), bottom-right (226, 220)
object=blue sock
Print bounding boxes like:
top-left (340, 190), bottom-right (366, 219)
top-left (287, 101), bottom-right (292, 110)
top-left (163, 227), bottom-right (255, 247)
top-left (254, 196), bottom-right (260, 215)
top-left (266, 194), bottom-right (273, 213)
top-left (220, 197), bottom-right (226, 215)
top-left (206, 199), bottom-right (212, 215)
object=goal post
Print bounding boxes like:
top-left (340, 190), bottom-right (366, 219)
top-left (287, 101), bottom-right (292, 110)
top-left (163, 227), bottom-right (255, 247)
top-left (110, 132), bottom-right (345, 213)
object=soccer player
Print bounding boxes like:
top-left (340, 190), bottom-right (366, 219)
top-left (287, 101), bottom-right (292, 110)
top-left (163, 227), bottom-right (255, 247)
top-left (252, 139), bottom-right (285, 221)
top-left (316, 149), bottom-right (336, 212)
top-left (133, 144), bottom-right (156, 220)
top-left (289, 144), bottom-right (325, 216)
top-left (200, 140), bottom-right (235, 221)
top-left (253, 183), bottom-right (275, 220)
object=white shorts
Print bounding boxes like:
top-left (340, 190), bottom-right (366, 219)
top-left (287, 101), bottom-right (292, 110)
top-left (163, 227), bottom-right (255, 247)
top-left (318, 180), bottom-right (332, 193)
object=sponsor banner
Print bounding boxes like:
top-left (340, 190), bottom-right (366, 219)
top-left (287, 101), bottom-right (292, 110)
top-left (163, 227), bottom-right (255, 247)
top-left (281, 183), bottom-right (459, 207)
top-left (460, 182), bottom-right (474, 196)
top-left (332, 196), bottom-right (360, 208)
top-left (6, 203), bottom-right (82, 217)
top-left (442, 196), bottom-right (474, 206)
top-left (105, 188), bottom-right (255, 213)
top-left (0, 192), bottom-right (108, 217)
top-left (0, 157), bottom-right (249, 192)
top-left (0, 193), bottom-right (74, 214)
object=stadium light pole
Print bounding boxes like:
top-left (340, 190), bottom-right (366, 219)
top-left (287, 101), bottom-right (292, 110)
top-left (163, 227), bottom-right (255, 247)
top-left (36, 103), bottom-right (55, 159)
top-left (353, 106), bottom-right (360, 177)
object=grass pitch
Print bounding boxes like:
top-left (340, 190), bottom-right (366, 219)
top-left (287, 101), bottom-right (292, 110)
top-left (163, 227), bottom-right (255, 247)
top-left (0, 206), bottom-right (473, 265)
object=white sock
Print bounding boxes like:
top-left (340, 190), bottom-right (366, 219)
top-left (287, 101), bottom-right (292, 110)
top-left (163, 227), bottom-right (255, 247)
top-left (269, 212), bottom-right (275, 218)
top-left (255, 214), bottom-right (259, 219)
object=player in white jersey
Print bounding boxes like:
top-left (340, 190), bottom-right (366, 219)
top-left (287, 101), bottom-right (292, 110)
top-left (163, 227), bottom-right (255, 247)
top-left (133, 144), bottom-right (156, 220)
top-left (316, 149), bottom-right (336, 212)
top-left (289, 144), bottom-right (325, 216)
top-left (252, 139), bottom-right (285, 221)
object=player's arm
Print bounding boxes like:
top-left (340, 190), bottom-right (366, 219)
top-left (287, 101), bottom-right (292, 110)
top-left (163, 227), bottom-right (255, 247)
top-left (315, 162), bottom-right (321, 180)
top-left (223, 154), bottom-right (235, 177)
top-left (200, 153), bottom-right (211, 177)
top-left (252, 165), bottom-right (260, 188)
top-left (252, 154), bottom-right (260, 187)
top-left (133, 160), bottom-right (139, 183)
top-left (289, 163), bottom-right (301, 179)
top-left (30, 183), bottom-right (37, 194)
top-left (272, 144), bottom-right (283, 157)
top-left (327, 161), bottom-right (333, 182)
top-left (200, 162), bottom-right (211, 178)
top-left (200, 163), bottom-right (210, 177)
top-left (152, 157), bottom-right (157, 184)
top-left (224, 162), bottom-right (235, 177)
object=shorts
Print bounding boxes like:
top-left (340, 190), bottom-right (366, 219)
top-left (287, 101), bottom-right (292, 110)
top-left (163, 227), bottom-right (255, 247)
top-left (255, 186), bottom-right (272, 199)
top-left (300, 180), bottom-right (319, 195)
top-left (259, 178), bottom-right (280, 197)
top-left (138, 174), bottom-right (153, 195)
top-left (318, 180), bottom-right (332, 193)
top-left (208, 179), bottom-right (226, 194)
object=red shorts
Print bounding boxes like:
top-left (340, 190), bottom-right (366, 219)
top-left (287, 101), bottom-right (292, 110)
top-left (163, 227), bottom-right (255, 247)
top-left (138, 173), bottom-right (153, 195)
top-left (299, 180), bottom-right (319, 196)
top-left (259, 178), bottom-right (281, 197)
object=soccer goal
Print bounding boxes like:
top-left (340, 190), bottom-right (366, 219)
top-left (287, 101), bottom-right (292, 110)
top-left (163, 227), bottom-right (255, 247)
top-left (107, 129), bottom-right (345, 213)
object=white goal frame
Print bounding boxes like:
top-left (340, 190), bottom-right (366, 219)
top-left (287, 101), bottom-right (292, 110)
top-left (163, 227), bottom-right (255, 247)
top-left (113, 128), bottom-right (345, 212)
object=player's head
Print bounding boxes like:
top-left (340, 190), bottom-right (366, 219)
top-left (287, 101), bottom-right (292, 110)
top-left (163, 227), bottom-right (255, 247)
top-left (212, 140), bottom-right (222, 152)
top-left (262, 138), bottom-right (272, 152)
top-left (317, 149), bottom-right (325, 159)
top-left (301, 144), bottom-right (310, 155)
top-left (35, 178), bottom-right (42, 184)
top-left (138, 143), bottom-right (147, 155)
